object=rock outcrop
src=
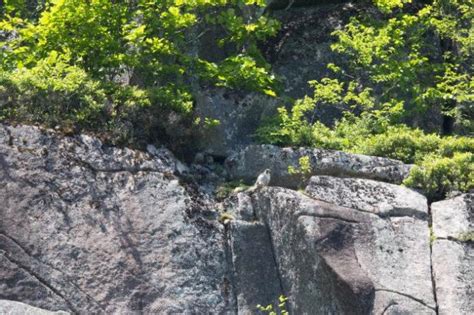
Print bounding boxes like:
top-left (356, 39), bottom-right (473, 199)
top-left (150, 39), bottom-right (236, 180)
top-left (432, 194), bottom-right (474, 315)
top-left (225, 175), bottom-right (435, 314)
top-left (226, 144), bottom-right (412, 188)
top-left (0, 124), bottom-right (230, 314)
top-left (1, 124), bottom-right (472, 314)
top-left (0, 300), bottom-right (69, 315)
top-left (194, 90), bottom-right (278, 157)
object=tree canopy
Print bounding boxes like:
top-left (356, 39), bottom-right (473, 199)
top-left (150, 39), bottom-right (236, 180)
top-left (1, 0), bottom-right (279, 144)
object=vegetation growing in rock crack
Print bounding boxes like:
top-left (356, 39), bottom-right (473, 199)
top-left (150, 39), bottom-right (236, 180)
top-left (215, 179), bottom-right (250, 200)
top-left (257, 0), bottom-right (473, 201)
top-left (456, 231), bottom-right (474, 242)
top-left (288, 155), bottom-right (312, 187)
top-left (257, 294), bottom-right (289, 315)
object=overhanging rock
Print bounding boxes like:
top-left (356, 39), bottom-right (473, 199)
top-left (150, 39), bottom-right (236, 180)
top-left (226, 145), bottom-right (412, 188)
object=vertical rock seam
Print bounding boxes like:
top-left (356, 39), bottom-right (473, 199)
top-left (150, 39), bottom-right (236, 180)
top-left (223, 224), bottom-right (239, 314)
top-left (428, 204), bottom-right (440, 315)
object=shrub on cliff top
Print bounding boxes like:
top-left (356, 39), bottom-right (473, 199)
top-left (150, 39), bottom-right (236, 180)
top-left (257, 0), bottom-right (473, 200)
top-left (0, 0), bottom-right (279, 146)
top-left (256, 83), bottom-right (473, 200)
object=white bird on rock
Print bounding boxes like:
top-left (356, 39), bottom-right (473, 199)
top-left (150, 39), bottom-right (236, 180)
top-left (255, 169), bottom-right (271, 189)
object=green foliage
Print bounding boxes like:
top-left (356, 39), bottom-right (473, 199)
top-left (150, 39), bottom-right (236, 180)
top-left (0, 51), bottom-right (107, 127)
top-left (1, 0), bottom-right (44, 18)
top-left (256, 77), bottom-right (405, 148)
top-left (218, 212), bottom-right (235, 225)
top-left (215, 55), bottom-right (276, 95)
top-left (255, 96), bottom-right (314, 146)
top-left (353, 128), bottom-right (473, 201)
top-left (329, 0), bottom-right (474, 132)
top-left (288, 156), bottom-right (312, 185)
top-left (288, 156), bottom-right (311, 176)
top-left (257, 94), bottom-right (473, 200)
top-left (374, 0), bottom-right (412, 13)
top-left (257, 0), bottom-right (473, 200)
top-left (429, 226), bottom-right (437, 245)
top-left (403, 152), bottom-right (473, 201)
top-left (457, 232), bottom-right (474, 242)
top-left (355, 128), bottom-right (474, 163)
top-left (257, 295), bottom-right (289, 315)
top-left (0, 0), bottom-right (279, 146)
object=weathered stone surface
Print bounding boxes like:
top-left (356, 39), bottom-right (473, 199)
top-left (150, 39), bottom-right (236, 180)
top-left (432, 241), bottom-right (474, 315)
top-left (303, 176), bottom-right (434, 313)
top-left (432, 194), bottom-right (474, 315)
top-left (305, 176), bottom-right (428, 218)
top-left (2, 123), bottom-right (470, 315)
top-left (0, 300), bottom-right (69, 315)
top-left (231, 192), bottom-right (256, 222)
top-left (226, 147), bottom-right (432, 312)
top-left (226, 145), bottom-right (412, 188)
top-left (432, 194), bottom-right (473, 240)
top-left (229, 221), bottom-right (282, 314)
top-left (276, 198), bottom-right (374, 314)
top-left (241, 186), bottom-right (435, 314)
top-left (194, 89), bottom-right (278, 157)
top-left (0, 124), bottom-right (230, 314)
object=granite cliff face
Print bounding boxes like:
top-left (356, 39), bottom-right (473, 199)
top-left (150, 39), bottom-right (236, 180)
top-left (0, 124), bottom-right (229, 314)
top-left (0, 2), bottom-right (472, 315)
top-left (0, 123), bottom-right (472, 314)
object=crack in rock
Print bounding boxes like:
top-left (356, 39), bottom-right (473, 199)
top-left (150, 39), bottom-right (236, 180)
top-left (0, 233), bottom-right (105, 314)
top-left (1, 253), bottom-right (78, 314)
top-left (375, 288), bottom-right (436, 311)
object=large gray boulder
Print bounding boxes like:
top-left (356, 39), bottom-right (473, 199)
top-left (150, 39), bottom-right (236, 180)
top-left (226, 144), bottom-right (412, 188)
top-left (432, 194), bottom-right (473, 240)
top-left (0, 300), bottom-right (69, 315)
top-left (432, 194), bottom-right (474, 315)
top-left (305, 176), bottom-right (428, 218)
top-left (226, 174), bottom-right (435, 314)
top-left (0, 124), bottom-right (230, 314)
top-left (303, 176), bottom-right (434, 313)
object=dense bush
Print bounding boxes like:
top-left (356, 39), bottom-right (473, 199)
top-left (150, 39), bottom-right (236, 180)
top-left (0, 51), bottom-right (107, 127)
top-left (0, 0), bottom-right (279, 147)
top-left (354, 127), bottom-right (474, 164)
top-left (257, 86), bottom-right (473, 200)
top-left (329, 0), bottom-right (473, 133)
top-left (404, 152), bottom-right (473, 200)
